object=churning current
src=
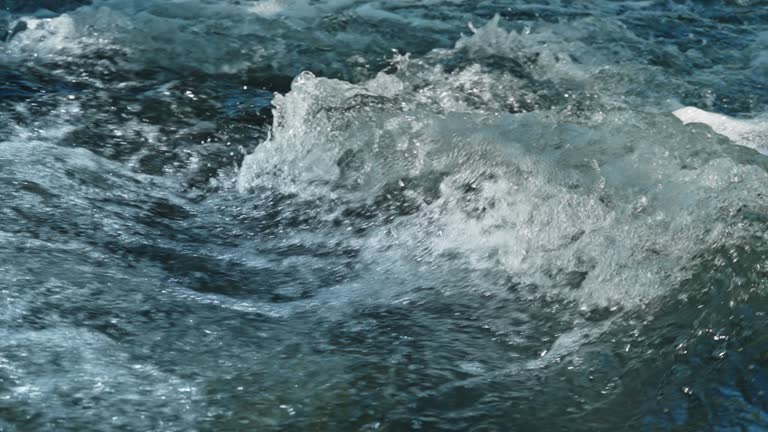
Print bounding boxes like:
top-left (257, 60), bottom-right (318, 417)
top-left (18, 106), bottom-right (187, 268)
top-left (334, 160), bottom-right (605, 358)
top-left (2, 0), bottom-right (768, 430)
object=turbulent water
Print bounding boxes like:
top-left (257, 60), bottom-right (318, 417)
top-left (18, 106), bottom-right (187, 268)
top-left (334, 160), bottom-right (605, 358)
top-left (2, 0), bottom-right (768, 430)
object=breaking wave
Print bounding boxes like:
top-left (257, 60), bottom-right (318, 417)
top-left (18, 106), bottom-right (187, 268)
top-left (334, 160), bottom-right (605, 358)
top-left (2, 1), bottom-right (768, 430)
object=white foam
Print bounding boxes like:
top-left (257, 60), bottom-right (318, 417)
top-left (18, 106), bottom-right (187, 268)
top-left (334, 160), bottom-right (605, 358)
top-left (1, 0), bottom-right (315, 73)
top-left (673, 106), bottom-right (768, 154)
top-left (238, 69), bottom-right (768, 309)
top-left (0, 326), bottom-right (202, 427)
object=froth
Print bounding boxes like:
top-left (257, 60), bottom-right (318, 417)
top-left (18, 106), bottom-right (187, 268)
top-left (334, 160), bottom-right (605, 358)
top-left (238, 70), bottom-right (768, 308)
top-left (674, 106), bottom-right (768, 154)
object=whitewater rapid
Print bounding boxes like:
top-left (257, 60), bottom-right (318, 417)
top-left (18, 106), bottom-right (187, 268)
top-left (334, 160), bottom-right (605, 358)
top-left (1, 1), bottom-right (768, 430)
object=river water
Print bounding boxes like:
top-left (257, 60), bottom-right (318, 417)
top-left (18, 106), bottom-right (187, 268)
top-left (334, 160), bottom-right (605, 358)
top-left (2, 0), bottom-right (768, 430)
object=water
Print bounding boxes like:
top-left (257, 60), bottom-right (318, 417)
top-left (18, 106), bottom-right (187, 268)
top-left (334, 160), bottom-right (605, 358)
top-left (1, 0), bottom-right (768, 430)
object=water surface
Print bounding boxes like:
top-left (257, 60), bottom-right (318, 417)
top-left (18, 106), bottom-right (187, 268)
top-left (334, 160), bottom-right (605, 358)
top-left (2, 0), bottom-right (768, 430)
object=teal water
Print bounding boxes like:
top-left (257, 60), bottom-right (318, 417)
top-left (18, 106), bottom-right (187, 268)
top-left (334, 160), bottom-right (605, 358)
top-left (2, 1), bottom-right (768, 430)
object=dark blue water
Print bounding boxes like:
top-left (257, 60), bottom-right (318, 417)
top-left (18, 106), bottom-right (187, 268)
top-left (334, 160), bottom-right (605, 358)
top-left (2, 1), bottom-right (768, 430)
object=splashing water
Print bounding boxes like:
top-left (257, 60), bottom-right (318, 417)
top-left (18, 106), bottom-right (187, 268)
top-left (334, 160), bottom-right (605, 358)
top-left (2, 1), bottom-right (768, 430)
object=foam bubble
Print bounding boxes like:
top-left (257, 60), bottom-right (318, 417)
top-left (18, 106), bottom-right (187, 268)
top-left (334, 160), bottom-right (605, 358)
top-left (238, 69), bottom-right (768, 309)
top-left (674, 106), bottom-right (768, 153)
